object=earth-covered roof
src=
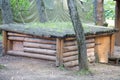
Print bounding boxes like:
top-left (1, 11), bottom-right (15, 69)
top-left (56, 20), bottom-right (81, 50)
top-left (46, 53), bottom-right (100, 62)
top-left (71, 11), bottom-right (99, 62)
top-left (0, 23), bottom-right (118, 38)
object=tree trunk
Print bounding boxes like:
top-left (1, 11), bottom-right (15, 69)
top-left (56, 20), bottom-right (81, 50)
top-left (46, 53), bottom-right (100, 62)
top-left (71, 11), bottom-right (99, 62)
top-left (67, 0), bottom-right (88, 70)
top-left (115, 0), bottom-right (120, 46)
top-left (1, 0), bottom-right (13, 24)
top-left (36, 0), bottom-right (47, 23)
top-left (94, 0), bottom-right (104, 26)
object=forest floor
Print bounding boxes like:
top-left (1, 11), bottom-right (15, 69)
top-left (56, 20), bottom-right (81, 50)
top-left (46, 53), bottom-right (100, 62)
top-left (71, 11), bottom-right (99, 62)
top-left (0, 46), bottom-right (120, 80)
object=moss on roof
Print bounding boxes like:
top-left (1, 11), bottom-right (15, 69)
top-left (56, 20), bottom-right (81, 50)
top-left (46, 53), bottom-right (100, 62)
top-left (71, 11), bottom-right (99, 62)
top-left (0, 22), bottom-right (118, 38)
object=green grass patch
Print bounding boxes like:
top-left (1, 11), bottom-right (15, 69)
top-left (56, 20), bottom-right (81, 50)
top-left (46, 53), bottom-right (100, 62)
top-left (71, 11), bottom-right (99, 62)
top-left (0, 64), bottom-right (5, 69)
top-left (25, 22), bottom-right (90, 33)
top-left (58, 65), bottom-right (66, 71)
top-left (0, 34), bottom-right (2, 41)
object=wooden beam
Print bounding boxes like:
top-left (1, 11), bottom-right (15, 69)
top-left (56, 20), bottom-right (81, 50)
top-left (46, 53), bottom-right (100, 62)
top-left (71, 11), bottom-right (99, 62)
top-left (8, 32), bottom-right (30, 37)
top-left (109, 34), bottom-right (115, 56)
top-left (2, 31), bottom-right (8, 55)
top-left (63, 55), bottom-right (78, 62)
top-left (56, 38), bottom-right (61, 66)
top-left (8, 50), bottom-right (56, 61)
top-left (24, 47), bottom-right (56, 56)
top-left (23, 42), bottom-right (56, 50)
top-left (64, 60), bottom-right (78, 67)
top-left (8, 36), bottom-right (24, 41)
top-left (24, 38), bottom-right (56, 44)
top-left (7, 40), bottom-right (13, 51)
top-left (63, 51), bottom-right (78, 57)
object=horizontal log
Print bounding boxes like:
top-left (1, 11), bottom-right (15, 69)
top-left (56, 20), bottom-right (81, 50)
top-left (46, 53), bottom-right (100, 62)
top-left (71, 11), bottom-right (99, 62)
top-left (7, 50), bottom-right (56, 61)
top-left (86, 43), bottom-right (95, 48)
top-left (87, 52), bottom-right (95, 57)
top-left (8, 32), bottom-right (30, 37)
top-left (64, 46), bottom-right (77, 52)
top-left (24, 47), bottom-right (56, 56)
top-left (85, 38), bottom-right (95, 43)
top-left (64, 38), bottom-right (95, 46)
top-left (64, 44), bottom-right (95, 52)
top-left (63, 51), bottom-right (78, 57)
top-left (87, 48), bottom-right (95, 53)
top-left (63, 55), bottom-right (78, 62)
top-left (63, 51), bottom-right (95, 58)
top-left (64, 41), bottom-right (77, 46)
top-left (24, 38), bottom-right (56, 44)
top-left (23, 42), bottom-right (56, 50)
top-left (65, 37), bottom-right (76, 41)
top-left (64, 60), bottom-right (78, 67)
top-left (8, 36), bottom-right (24, 41)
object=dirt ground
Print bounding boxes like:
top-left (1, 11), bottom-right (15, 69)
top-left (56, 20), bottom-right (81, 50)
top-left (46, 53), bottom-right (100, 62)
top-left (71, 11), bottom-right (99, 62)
top-left (0, 46), bottom-right (120, 80)
top-left (0, 56), bottom-right (120, 80)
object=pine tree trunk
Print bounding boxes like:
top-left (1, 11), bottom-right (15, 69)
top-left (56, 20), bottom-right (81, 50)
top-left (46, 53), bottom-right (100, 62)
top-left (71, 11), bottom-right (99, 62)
top-left (1, 0), bottom-right (13, 24)
top-left (36, 0), bottom-right (47, 23)
top-left (94, 0), bottom-right (104, 25)
top-left (115, 0), bottom-right (120, 45)
top-left (67, 0), bottom-right (88, 70)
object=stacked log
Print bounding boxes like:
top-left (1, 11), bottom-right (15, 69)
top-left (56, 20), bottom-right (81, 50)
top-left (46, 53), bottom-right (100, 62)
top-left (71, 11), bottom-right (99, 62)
top-left (7, 32), bottom-right (57, 61)
top-left (7, 32), bottom-right (95, 67)
top-left (63, 38), bottom-right (95, 67)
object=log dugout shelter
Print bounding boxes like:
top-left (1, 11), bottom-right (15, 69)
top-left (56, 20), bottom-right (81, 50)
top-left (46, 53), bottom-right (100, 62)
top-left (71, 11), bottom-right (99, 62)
top-left (0, 24), bottom-right (117, 68)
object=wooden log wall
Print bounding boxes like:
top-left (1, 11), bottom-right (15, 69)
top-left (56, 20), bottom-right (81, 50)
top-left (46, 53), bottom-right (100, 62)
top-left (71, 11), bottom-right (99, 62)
top-left (7, 32), bottom-right (57, 61)
top-left (4, 31), bottom-right (115, 68)
top-left (62, 38), bottom-right (96, 67)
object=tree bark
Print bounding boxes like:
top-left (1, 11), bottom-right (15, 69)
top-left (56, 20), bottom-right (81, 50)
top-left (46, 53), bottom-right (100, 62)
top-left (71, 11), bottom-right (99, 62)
top-left (94, 0), bottom-right (104, 26)
top-left (1, 0), bottom-right (13, 24)
top-left (115, 0), bottom-right (120, 46)
top-left (36, 0), bottom-right (47, 23)
top-left (67, 0), bottom-right (88, 70)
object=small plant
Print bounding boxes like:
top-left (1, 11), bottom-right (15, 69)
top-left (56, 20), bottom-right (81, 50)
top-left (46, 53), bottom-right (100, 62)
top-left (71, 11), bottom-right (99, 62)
top-left (58, 65), bottom-right (66, 71)
top-left (0, 64), bottom-right (5, 69)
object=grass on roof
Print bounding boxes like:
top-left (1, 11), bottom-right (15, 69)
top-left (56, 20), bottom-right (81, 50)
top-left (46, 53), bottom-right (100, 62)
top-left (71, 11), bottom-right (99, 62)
top-left (25, 22), bottom-right (90, 33)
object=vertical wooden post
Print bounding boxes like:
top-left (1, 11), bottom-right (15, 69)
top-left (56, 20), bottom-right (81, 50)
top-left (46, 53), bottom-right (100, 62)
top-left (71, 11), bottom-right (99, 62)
top-left (7, 40), bottom-right (12, 51)
top-left (60, 39), bottom-right (64, 66)
top-left (110, 34), bottom-right (115, 56)
top-left (56, 38), bottom-right (61, 66)
top-left (2, 31), bottom-right (8, 55)
top-left (56, 38), bottom-right (64, 67)
top-left (95, 36), bottom-right (110, 63)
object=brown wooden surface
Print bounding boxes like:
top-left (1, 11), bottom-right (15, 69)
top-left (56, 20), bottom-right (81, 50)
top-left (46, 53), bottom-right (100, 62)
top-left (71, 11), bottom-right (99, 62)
top-left (8, 50), bottom-right (56, 61)
top-left (110, 34), bottom-right (115, 56)
top-left (24, 47), bottom-right (56, 56)
top-left (115, 1), bottom-right (120, 45)
top-left (63, 51), bottom-right (78, 57)
top-left (8, 32), bottom-right (30, 37)
top-left (24, 38), bottom-right (56, 44)
top-left (64, 60), bottom-right (78, 67)
top-left (8, 36), bottom-right (24, 41)
top-left (7, 40), bottom-right (13, 51)
top-left (56, 38), bottom-right (61, 66)
top-left (23, 42), bottom-right (56, 50)
top-left (2, 31), bottom-right (8, 55)
top-left (60, 39), bottom-right (64, 65)
top-left (13, 41), bottom-right (24, 51)
top-left (64, 45), bottom-right (95, 53)
top-left (63, 55), bottom-right (78, 62)
top-left (95, 36), bottom-right (110, 63)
